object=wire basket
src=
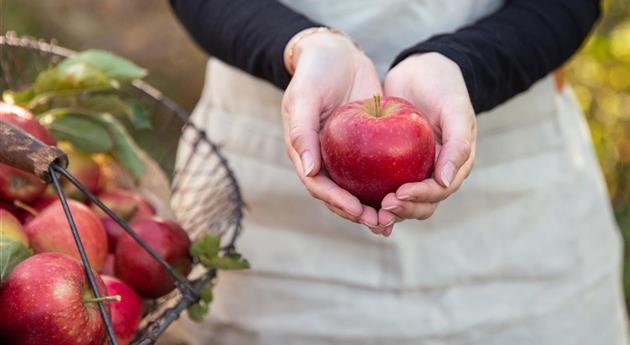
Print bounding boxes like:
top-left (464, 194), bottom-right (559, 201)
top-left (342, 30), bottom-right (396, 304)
top-left (0, 32), bottom-right (244, 344)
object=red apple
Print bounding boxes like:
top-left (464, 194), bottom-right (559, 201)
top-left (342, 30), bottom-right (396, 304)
top-left (115, 217), bottom-right (192, 298)
top-left (93, 189), bottom-right (155, 252)
top-left (0, 102), bottom-right (56, 146)
top-left (321, 95), bottom-right (435, 208)
top-left (101, 253), bottom-right (116, 276)
top-left (102, 275), bottom-right (143, 345)
top-left (0, 208), bottom-right (28, 246)
top-left (0, 252), bottom-right (110, 345)
top-left (93, 189), bottom-right (155, 221)
top-left (0, 103), bottom-right (55, 203)
top-left (58, 142), bottom-right (102, 199)
top-left (0, 165), bottom-right (47, 203)
top-left (25, 199), bottom-right (108, 271)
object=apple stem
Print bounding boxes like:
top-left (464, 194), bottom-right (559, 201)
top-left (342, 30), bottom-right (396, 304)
top-left (13, 200), bottom-right (39, 217)
top-left (373, 94), bottom-right (381, 118)
top-left (84, 294), bottom-right (122, 304)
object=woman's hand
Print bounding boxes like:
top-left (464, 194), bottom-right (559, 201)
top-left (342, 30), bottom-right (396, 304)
top-left (378, 53), bottom-right (477, 234)
top-left (282, 29), bottom-right (386, 232)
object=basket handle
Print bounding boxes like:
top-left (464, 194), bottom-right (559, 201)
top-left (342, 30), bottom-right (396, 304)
top-left (0, 120), bottom-right (68, 182)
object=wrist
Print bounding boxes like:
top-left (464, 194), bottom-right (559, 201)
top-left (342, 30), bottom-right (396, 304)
top-left (284, 27), bottom-right (360, 75)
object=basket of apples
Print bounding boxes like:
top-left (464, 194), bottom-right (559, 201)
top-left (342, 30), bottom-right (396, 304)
top-left (0, 33), bottom-right (245, 345)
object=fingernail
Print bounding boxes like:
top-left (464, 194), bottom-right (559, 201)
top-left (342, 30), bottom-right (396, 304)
top-left (360, 220), bottom-right (377, 227)
top-left (441, 161), bottom-right (456, 188)
top-left (397, 195), bottom-right (414, 201)
top-left (302, 151), bottom-right (314, 176)
top-left (382, 205), bottom-right (400, 212)
top-left (379, 219), bottom-right (396, 227)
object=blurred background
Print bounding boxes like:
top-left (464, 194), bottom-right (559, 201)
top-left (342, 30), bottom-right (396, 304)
top-left (4, 0), bottom-right (630, 310)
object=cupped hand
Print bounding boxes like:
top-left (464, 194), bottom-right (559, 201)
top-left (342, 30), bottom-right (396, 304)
top-left (282, 30), bottom-right (386, 232)
top-left (378, 53), bottom-right (477, 235)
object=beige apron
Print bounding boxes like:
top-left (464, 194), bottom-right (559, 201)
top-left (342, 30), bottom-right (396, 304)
top-left (171, 1), bottom-right (629, 344)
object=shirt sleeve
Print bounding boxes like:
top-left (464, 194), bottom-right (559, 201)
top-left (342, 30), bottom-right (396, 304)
top-left (169, 0), bottom-right (320, 89)
top-left (391, 0), bottom-right (601, 113)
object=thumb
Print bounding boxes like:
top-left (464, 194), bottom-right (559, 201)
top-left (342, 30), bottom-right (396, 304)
top-left (283, 96), bottom-right (322, 177)
top-left (434, 112), bottom-right (475, 188)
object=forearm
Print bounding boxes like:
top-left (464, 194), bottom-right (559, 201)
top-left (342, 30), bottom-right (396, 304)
top-left (169, 0), bottom-right (320, 89)
top-left (392, 0), bottom-right (601, 113)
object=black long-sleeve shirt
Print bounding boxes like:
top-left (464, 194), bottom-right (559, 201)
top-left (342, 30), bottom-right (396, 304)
top-left (170, 0), bottom-right (600, 113)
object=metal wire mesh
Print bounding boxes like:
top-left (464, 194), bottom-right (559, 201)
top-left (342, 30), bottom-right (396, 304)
top-left (0, 32), bottom-right (244, 344)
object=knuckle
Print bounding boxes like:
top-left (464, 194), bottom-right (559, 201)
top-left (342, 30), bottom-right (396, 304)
top-left (289, 128), bottom-right (306, 150)
top-left (454, 139), bottom-right (472, 160)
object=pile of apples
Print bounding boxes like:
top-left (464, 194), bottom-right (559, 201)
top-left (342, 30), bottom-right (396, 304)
top-left (0, 103), bottom-right (193, 345)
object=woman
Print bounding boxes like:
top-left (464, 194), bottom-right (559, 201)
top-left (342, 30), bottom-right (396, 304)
top-left (169, 0), bottom-right (628, 344)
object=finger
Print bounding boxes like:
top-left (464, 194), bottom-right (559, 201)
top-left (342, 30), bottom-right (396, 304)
top-left (382, 225), bottom-right (394, 237)
top-left (287, 147), bottom-right (364, 217)
top-left (378, 194), bottom-right (402, 226)
top-left (359, 205), bottom-right (379, 228)
top-left (281, 91), bottom-right (322, 177)
top-left (325, 203), bottom-right (360, 223)
top-left (395, 178), bottom-right (450, 203)
top-left (381, 193), bottom-right (438, 220)
top-left (434, 110), bottom-right (476, 188)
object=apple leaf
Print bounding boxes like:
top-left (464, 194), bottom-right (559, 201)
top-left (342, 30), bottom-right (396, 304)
top-left (58, 50), bottom-right (147, 81)
top-left (2, 88), bottom-right (35, 105)
top-left (0, 240), bottom-right (33, 284)
top-left (187, 301), bottom-right (209, 322)
top-left (200, 284), bottom-right (214, 304)
top-left (34, 63), bottom-right (116, 94)
top-left (187, 282), bottom-right (214, 322)
top-left (190, 234), bottom-right (220, 261)
top-left (207, 252), bottom-right (250, 270)
top-left (87, 112), bottom-right (146, 179)
top-left (126, 99), bottom-right (152, 130)
top-left (48, 115), bottom-right (114, 153)
top-left (80, 95), bottom-right (133, 119)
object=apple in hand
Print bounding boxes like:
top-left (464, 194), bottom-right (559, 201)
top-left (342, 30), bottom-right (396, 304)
top-left (0, 252), bottom-right (110, 345)
top-left (321, 95), bottom-right (435, 208)
top-left (115, 217), bottom-right (192, 298)
top-left (0, 103), bottom-right (56, 203)
top-left (93, 189), bottom-right (155, 252)
top-left (25, 199), bottom-right (108, 271)
top-left (102, 275), bottom-right (143, 345)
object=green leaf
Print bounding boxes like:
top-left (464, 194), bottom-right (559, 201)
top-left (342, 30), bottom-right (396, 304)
top-left (187, 302), bottom-right (209, 322)
top-left (126, 99), bottom-right (151, 130)
top-left (0, 239), bottom-right (33, 283)
top-left (89, 112), bottom-right (146, 178)
top-left (190, 234), bottom-right (220, 261)
top-left (40, 109), bottom-right (145, 178)
top-left (200, 284), bottom-right (214, 304)
top-left (59, 50), bottom-right (147, 81)
top-left (3, 88), bottom-right (35, 105)
top-left (208, 252), bottom-right (250, 270)
top-left (48, 115), bottom-right (114, 153)
top-left (34, 63), bottom-right (116, 94)
top-left (81, 95), bottom-right (133, 118)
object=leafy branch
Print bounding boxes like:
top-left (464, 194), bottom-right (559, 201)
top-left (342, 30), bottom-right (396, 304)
top-left (186, 234), bottom-right (249, 321)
